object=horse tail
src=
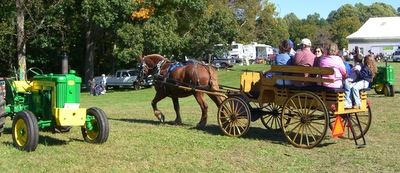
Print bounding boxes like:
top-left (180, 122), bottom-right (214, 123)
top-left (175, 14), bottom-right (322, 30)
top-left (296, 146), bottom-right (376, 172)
top-left (205, 65), bottom-right (219, 91)
top-left (204, 65), bottom-right (224, 107)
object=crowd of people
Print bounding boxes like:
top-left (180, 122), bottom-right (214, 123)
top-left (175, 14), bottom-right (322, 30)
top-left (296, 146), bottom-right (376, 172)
top-left (264, 38), bottom-right (378, 109)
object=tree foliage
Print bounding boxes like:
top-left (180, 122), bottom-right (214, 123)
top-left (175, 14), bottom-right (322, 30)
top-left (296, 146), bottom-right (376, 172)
top-left (0, 1), bottom-right (399, 78)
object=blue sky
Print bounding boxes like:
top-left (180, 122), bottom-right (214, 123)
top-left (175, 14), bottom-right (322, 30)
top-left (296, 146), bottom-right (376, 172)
top-left (267, 0), bottom-right (400, 19)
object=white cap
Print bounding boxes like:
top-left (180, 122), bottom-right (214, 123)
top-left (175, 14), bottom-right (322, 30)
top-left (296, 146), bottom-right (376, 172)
top-left (102, 74), bottom-right (105, 77)
top-left (298, 38), bottom-right (312, 46)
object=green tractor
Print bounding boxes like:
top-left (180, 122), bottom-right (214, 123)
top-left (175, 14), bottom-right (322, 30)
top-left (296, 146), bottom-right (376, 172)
top-left (370, 60), bottom-right (395, 97)
top-left (0, 67), bottom-right (109, 151)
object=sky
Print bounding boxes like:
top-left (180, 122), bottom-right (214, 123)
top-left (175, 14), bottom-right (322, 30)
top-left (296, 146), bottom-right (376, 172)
top-left (267, 0), bottom-right (400, 19)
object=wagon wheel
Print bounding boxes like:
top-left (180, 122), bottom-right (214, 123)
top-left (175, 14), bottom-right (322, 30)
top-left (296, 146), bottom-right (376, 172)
top-left (281, 91), bottom-right (329, 149)
top-left (26, 67), bottom-right (44, 86)
top-left (81, 107), bottom-right (110, 144)
top-left (217, 96), bottom-right (251, 137)
top-left (329, 106), bottom-right (372, 140)
top-left (0, 94), bottom-right (6, 137)
top-left (259, 103), bottom-right (283, 130)
top-left (12, 110), bottom-right (39, 152)
top-left (383, 84), bottom-right (391, 97)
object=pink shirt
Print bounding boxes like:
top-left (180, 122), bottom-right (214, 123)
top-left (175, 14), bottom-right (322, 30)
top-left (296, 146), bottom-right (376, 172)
top-left (318, 55), bottom-right (347, 88)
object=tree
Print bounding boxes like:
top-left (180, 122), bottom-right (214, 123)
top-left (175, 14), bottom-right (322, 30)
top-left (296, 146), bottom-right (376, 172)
top-left (256, 2), bottom-right (289, 47)
top-left (283, 13), bottom-right (302, 44)
top-left (15, 0), bottom-right (64, 80)
top-left (329, 16), bottom-right (361, 49)
top-left (0, 1), bottom-right (15, 76)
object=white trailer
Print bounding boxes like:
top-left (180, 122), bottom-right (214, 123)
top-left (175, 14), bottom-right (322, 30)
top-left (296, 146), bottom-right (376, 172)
top-left (242, 42), bottom-right (272, 62)
top-left (228, 42), bottom-right (244, 61)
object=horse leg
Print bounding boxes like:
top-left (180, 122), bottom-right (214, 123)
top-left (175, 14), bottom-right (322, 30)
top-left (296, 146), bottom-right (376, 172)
top-left (171, 97), bottom-right (182, 125)
top-left (207, 94), bottom-right (223, 108)
top-left (194, 92), bottom-right (208, 129)
top-left (152, 93), bottom-right (167, 123)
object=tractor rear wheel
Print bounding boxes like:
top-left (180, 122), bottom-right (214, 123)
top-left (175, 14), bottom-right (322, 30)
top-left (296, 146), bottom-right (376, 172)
top-left (12, 110), bottom-right (39, 152)
top-left (81, 107), bottom-right (109, 144)
top-left (383, 84), bottom-right (391, 97)
top-left (0, 94), bottom-right (6, 137)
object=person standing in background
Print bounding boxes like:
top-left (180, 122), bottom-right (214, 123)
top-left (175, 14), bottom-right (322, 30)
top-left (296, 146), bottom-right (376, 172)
top-left (101, 74), bottom-right (107, 94)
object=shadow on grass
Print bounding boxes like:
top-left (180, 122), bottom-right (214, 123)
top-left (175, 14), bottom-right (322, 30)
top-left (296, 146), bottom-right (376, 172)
top-left (108, 117), bottom-right (193, 127)
top-left (109, 118), bottom-right (334, 148)
top-left (3, 128), bottom-right (85, 146)
top-left (2, 127), bottom-right (71, 147)
top-left (108, 117), bottom-right (335, 148)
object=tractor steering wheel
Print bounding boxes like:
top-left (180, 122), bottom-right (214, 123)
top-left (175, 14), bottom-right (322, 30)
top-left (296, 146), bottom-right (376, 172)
top-left (26, 67), bottom-right (44, 86)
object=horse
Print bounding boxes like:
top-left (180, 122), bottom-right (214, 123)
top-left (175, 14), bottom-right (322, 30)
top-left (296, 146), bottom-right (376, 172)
top-left (138, 54), bottom-right (223, 128)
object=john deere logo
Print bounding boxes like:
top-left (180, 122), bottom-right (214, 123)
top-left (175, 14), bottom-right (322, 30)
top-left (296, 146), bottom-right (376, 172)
top-left (68, 80), bottom-right (75, 85)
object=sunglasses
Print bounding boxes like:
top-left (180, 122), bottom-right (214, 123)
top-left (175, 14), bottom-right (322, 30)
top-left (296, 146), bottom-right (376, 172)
top-left (315, 50), bottom-right (321, 53)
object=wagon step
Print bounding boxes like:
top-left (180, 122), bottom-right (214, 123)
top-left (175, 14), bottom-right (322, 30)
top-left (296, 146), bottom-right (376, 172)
top-left (346, 114), bottom-right (366, 147)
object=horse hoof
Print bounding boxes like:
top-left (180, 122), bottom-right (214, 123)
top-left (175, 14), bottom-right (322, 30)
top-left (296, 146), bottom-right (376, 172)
top-left (158, 114), bottom-right (165, 123)
top-left (196, 123), bottom-right (206, 129)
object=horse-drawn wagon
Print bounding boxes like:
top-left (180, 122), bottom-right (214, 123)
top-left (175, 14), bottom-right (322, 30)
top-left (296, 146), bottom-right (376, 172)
top-left (218, 65), bottom-right (371, 148)
top-left (139, 54), bottom-right (372, 149)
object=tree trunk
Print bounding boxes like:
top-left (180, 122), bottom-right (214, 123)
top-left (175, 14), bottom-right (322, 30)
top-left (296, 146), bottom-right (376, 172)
top-left (16, 0), bottom-right (26, 81)
top-left (84, 14), bottom-right (99, 88)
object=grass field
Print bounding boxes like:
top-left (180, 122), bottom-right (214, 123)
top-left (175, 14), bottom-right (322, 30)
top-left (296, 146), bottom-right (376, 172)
top-left (1, 61), bottom-right (400, 172)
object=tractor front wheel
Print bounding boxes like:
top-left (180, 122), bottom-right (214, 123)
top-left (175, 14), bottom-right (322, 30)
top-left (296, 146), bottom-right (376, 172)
top-left (81, 107), bottom-right (109, 144)
top-left (12, 110), bottom-right (39, 152)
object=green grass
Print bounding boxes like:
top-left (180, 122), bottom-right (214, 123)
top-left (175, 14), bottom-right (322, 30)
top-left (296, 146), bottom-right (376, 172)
top-left (1, 61), bottom-right (400, 172)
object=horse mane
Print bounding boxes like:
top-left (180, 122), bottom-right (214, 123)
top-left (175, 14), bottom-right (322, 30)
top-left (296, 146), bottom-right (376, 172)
top-left (144, 54), bottom-right (165, 65)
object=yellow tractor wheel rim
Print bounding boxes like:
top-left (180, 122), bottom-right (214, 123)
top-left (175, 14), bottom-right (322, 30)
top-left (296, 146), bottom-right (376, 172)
top-left (14, 119), bottom-right (28, 146)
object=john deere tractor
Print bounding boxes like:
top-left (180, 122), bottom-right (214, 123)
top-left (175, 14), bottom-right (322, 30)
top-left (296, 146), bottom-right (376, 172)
top-left (370, 59), bottom-right (395, 97)
top-left (0, 67), bottom-right (109, 152)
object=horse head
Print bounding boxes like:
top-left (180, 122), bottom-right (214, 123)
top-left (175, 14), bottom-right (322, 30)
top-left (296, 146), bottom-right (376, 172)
top-left (138, 54), bottom-right (168, 77)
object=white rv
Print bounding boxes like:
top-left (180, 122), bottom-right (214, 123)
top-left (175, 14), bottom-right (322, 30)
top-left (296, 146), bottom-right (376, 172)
top-left (242, 42), bottom-right (272, 63)
top-left (228, 42), bottom-right (244, 62)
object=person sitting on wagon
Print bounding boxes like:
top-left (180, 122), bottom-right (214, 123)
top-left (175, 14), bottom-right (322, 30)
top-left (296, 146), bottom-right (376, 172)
top-left (262, 39), bottom-right (293, 85)
top-left (292, 38), bottom-right (315, 87)
top-left (317, 43), bottom-right (347, 88)
top-left (343, 54), bottom-right (378, 109)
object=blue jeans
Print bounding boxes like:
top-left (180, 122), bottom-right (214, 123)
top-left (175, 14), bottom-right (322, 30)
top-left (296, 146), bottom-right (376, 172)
top-left (344, 79), bottom-right (369, 107)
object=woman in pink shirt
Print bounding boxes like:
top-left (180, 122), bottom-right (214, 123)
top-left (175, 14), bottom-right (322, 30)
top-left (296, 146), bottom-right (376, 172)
top-left (318, 43), bottom-right (347, 88)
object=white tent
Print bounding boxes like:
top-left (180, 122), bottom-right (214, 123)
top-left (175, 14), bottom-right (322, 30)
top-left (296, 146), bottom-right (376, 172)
top-left (346, 17), bottom-right (400, 55)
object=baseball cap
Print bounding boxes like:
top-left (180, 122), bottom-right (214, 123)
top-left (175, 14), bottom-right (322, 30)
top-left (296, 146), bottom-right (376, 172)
top-left (102, 74), bottom-right (105, 77)
top-left (298, 38), bottom-right (312, 46)
top-left (287, 39), bottom-right (294, 48)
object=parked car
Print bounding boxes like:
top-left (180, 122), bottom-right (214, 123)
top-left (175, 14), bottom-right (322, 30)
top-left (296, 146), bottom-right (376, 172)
top-left (203, 54), bottom-right (235, 69)
top-left (392, 49), bottom-right (400, 62)
top-left (94, 69), bottom-right (153, 90)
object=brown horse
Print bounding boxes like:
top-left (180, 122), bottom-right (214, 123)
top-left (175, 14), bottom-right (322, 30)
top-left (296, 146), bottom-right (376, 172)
top-left (138, 54), bottom-right (223, 128)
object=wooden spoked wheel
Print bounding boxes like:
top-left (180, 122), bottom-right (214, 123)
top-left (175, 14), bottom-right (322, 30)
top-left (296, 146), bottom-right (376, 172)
top-left (259, 103), bottom-right (283, 130)
top-left (329, 106), bottom-right (372, 140)
top-left (281, 91), bottom-right (329, 149)
top-left (217, 96), bottom-right (251, 137)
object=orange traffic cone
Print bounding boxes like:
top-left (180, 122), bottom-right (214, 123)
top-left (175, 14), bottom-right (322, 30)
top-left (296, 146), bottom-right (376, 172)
top-left (332, 116), bottom-right (344, 138)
